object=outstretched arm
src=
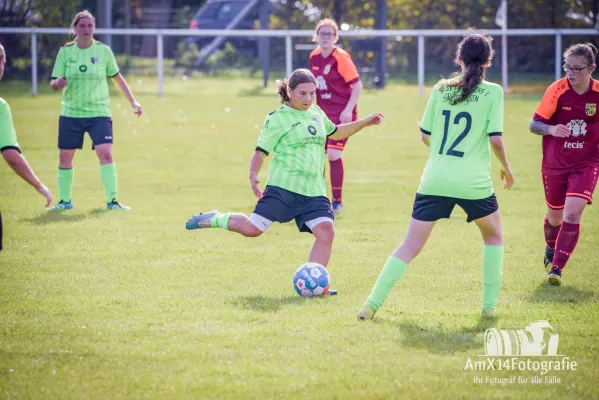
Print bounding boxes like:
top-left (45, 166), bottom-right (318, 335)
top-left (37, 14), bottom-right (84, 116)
top-left (111, 73), bottom-right (143, 116)
top-left (339, 81), bottom-right (363, 123)
top-left (249, 151), bottom-right (266, 199)
top-left (2, 149), bottom-right (52, 206)
top-left (328, 113), bottom-right (383, 141)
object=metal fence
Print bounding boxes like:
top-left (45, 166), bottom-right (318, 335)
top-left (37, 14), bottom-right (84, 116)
top-left (1, 27), bottom-right (598, 97)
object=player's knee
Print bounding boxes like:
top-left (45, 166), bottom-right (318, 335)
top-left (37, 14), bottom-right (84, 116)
top-left (244, 224), bottom-right (264, 238)
top-left (97, 152), bottom-right (113, 164)
top-left (58, 151), bottom-right (75, 168)
top-left (314, 223), bottom-right (335, 243)
top-left (562, 210), bottom-right (582, 224)
top-left (327, 150), bottom-right (342, 162)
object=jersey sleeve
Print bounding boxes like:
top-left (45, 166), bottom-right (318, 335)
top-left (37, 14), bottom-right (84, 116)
top-left (534, 79), bottom-right (568, 122)
top-left (0, 100), bottom-right (20, 152)
top-left (334, 50), bottom-right (360, 85)
top-left (487, 87), bottom-right (504, 136)
top-left (105, 46), bottom-right (120, 78)
top-left (420, 90), bottom-right (437, 135)
top-left (51, 47), bottom-right (66, 79)
top-left (256, 114), bottom-right (284, 156)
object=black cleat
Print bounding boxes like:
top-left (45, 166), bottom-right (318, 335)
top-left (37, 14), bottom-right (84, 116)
top-left (544, 246), bottom-right (555, 273)
top-left (327, 289), bottom-right (338, 296)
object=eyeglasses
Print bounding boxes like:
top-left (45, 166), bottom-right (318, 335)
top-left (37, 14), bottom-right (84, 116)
top-left (318, 32), bottom-right (334, 38)
top-left (563, 64), bottom-right (589, 73)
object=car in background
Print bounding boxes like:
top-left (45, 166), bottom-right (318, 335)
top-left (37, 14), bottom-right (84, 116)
top-left (187, 0), bottom-right (275, 56)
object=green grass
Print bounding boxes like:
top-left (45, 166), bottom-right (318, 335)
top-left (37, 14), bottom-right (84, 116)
top-left (1, 77), bottom-right (598, 399)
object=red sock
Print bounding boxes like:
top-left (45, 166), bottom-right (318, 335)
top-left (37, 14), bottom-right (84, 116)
top-left (553, 221), bottom-right (580, 271)
top-left (544, 215), bottom-right (561, 250)
top-left (330, 158), bottom-right (344, 202)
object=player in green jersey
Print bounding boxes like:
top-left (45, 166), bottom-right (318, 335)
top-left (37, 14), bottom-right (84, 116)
top-left (185, 69), bottom-right (383, 293)
top-left (0, 42), bottom-right (53, 251)
top-left (358, 33), bottom-right (515, 320)
top-left (48, 10), bottom-right (142, 211)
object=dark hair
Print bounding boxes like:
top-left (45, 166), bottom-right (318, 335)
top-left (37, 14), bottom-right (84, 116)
top-left (564, 42), bottom-right (598, 66)
top-left (442, 33), bottom-right (494, 105)
top-left (275, 68), bottom-right (317, 104)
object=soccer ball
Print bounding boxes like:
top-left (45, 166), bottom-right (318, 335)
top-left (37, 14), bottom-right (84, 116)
top-left (293, 263), bottom-right (330, 297)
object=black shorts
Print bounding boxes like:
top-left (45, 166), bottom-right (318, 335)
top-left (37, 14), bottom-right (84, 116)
top-left (58, 116), bottom-right (113, 150)
top-left (252, 186), bottom-right (334, 234)
top-left (412, 193), bottom-right (499, 223)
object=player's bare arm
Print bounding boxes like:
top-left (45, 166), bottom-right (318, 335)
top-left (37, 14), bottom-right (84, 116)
top-left (421, 132), bottom-right (430, 147)
top-left (489, 136), bottom-right (514, 189)
top-left (111, 73), bottom-right (142, 116)
top-left (529, 120), bottom-right (570, 137)
top-left (340, 80), bottom-right (363, 123)
top-left (249, 150), bottom-right (266, 199)
top-left (50, 77), bottom-right (67, 91)
top-left (329, 113), bottom-right (383, 141)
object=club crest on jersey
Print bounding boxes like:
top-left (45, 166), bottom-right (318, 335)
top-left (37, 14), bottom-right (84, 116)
top-left (585, 103), bottom-right (596, 116)
top-left (307, 125), bottom-right (317, 135)
top-left (324, 64), bottom-right (332, 75)
top-left (91, 56), bottom-right (98, 64)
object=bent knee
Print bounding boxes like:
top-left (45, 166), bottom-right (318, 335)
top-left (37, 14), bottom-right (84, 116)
top-left (314, 223), bottom-right (335, 242)
top-left (245, 225), bottom-right (264, 237)
top-left (327, 150), bottom-right (343, 162)
top-left (562, 211), bottom-right (583, 224)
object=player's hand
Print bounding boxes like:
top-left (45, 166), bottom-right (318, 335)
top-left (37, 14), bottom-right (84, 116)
top-left (500, 166), bottom-right (515, 189)
top-left (364, 113), bottom-right (384, 127)
top-left (250, 175), bottom-right (263, 199)
top-left (35, 184), bottom-right (53, 207)
top-left (548, 124), bottom-right (570, 138)
top-left (53, 77), bottom-right (67, 90)
top-left (339, 109), bottom-right (353, 124)
top-left (131, 101), bottom-right (143, 117)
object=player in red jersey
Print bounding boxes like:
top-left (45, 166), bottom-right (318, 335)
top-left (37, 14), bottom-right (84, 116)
top-left (309, 18), bottom-right (362, 214)
top-left (529, 42), bottom-right (599, 285)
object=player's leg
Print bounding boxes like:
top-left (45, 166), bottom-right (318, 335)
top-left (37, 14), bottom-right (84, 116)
top-left (0, 210), bottom-right (3, 251)
top-left (326, 138), bottom-right (347, 214)
top-left (542, 173), bottom-right (568, 271)
top-left (308, 221), bottom-right (335, 266)
top-left (548, 167), bottom-right (598, 285)
top-left (89, 118), bottom-right (129, 210)
top-left (186, 186), bottom-right (291, 238)
top-left (358, 194), bottom-right (452, 320)
top-left (49, 117), bottom-right (81, 210)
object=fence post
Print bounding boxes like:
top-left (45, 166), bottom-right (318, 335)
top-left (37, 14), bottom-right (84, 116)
top-left (157, 32), bottom-right (164, 98)
top-left (31, 31), bottom-right (38, 97)
top-left (285, 35), bottom-right (292, 78)
top-left (418, 34), bottom-right (424, 96)
top-left (555, 32), bottom-right (562, 82)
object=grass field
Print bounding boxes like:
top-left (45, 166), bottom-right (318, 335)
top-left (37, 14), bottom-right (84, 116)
top-left (1, 77), bottom-right (598, 399)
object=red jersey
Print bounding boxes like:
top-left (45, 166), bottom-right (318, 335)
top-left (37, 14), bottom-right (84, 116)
top-left (309, 47), bottom-right (360, 123)
top-left (533, 77), bottom-right (599, 175)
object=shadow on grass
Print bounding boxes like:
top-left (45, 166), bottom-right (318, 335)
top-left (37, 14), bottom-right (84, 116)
top-left (527, 283), bottom-right (596, 304)
top-left (22, 212), bottom-right (91, 225)
top-left (89, 208), bottom-right (109, 216)
top-left (375, 317), bottom-right (499, 355)
top-left (231, 295), bottom-right (307, 312)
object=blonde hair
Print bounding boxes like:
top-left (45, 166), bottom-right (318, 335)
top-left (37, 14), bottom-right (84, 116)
top-left (275, 69), bottom-right (317, 104)
top-left (314, 18), bottom-right (339, 43)
top-left (68, 10), bottom-right (95, 43)
top-left (0, 42), bottom-right (5, 62)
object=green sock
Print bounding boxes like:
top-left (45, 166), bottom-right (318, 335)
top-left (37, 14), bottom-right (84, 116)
top-left (100, 163), bottom-right (118, 203)
top-left (366, 256), bottom-right (409, 311)
top-left (209, 213), bottom-right (232, 230)
top-left (57, 168), bottom-right (74, 202)
top-left (482, 245), bottom-right (503, 309)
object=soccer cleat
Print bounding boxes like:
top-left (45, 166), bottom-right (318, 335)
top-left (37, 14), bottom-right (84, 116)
top-left (332, 201), bottom-right (343, 214)
top-left (47, 200), bottom-right (73, 211)
top-left (327, 289), bottom-right (338, 296)
top-left (186, 210), bottom-right (219, 230)
top-left (481, 307), bottom-right (497, 319)
top-left (357, 303), bottom-right (376, 320)
top-left (107, 200), bottom-right (131, 210)
top-left (544, 246), bottom-right (555, 272)
top-left (547, 268), bottom-right (562, 286)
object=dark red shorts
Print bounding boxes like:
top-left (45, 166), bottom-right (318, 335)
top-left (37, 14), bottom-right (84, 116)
top-left (543, 166), bottom-right (599, 209)
top-left (326, 137), bottom-right (348, 151)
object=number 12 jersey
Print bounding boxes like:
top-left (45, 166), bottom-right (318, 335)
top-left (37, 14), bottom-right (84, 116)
top-left (418, 78), bottom-right (504, 200)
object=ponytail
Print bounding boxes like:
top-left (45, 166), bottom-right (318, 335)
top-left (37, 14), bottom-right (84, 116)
top-left (449, 63), bottom-right (484, 105)
top-left (276, 79), bottom-right (290, 104)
